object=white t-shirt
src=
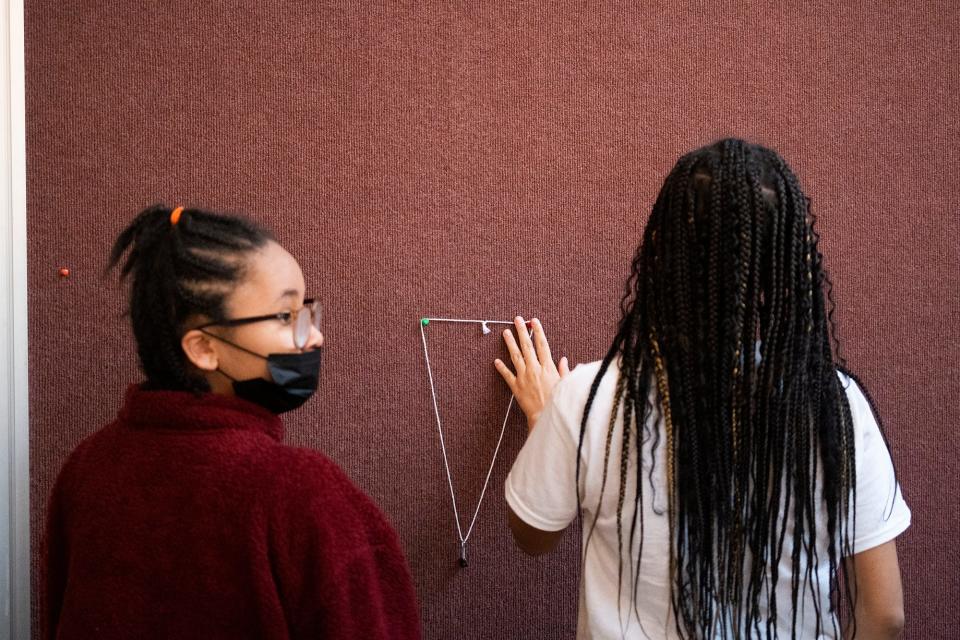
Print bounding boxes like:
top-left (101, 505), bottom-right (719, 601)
top-left (505, 360), bottom-right (911, 639)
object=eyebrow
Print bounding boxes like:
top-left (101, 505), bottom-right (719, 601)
top-left (275, 289), bottom-right (302, 303)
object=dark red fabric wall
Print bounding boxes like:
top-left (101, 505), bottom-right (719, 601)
top-left (27, 2), bottom-right (959, 638)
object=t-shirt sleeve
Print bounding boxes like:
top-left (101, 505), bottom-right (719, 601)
top-left (504, 382), bottom-right (581, 532)
top-left (843, 375), bottom-right (912, 554)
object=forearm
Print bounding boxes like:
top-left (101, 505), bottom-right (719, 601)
top-left (526, 412), bottom-right (540, 434)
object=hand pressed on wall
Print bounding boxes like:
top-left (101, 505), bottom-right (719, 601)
top-left (494, 316), bottom-right (569, 433)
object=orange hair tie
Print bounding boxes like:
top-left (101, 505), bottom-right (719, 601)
top-left (170, 206), bottom-right (184, 226)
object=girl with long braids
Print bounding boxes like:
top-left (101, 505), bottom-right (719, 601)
top-left (495, 139), bottom-right (909, 639)
top-left (42, 205), bottom-right (420, 639)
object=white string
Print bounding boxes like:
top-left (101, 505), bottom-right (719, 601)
top-left (424, 317), bottom-right (516, 325)
top-left (419, 321), bottom-right (464, 542)
top-left (419, 316), bottom-right (528, 561)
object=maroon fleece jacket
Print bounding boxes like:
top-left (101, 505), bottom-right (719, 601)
top-left (42, 385), bottom-right (421, 639)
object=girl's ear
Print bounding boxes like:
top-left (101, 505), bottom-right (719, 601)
top-left (181, 329), bottom-right (219, 372)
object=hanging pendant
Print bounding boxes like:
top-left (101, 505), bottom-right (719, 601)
top-left (420, 316), bottom-right (527, 575)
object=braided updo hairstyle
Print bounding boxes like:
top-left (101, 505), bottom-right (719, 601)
top-left (108, 204), bottom-right (274, 393)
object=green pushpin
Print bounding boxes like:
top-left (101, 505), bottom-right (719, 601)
top-left (421, 318), bottom-right (430, 326)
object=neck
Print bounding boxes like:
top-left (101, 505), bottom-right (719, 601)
top-left (204, 369), bottom-right (237, 396)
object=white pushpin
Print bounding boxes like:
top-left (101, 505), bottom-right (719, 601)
top-left (481, 321), bottom-right (491, 335)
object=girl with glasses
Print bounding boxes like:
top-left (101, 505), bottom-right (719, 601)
top-left (41, 205), bottom-right (420, 639)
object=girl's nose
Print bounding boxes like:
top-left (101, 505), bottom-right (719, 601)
top-left (305, 326), bottom-right (324, 350)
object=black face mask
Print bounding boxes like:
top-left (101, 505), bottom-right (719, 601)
top-left (205, 332), bottom-right (322, 414)
top-left (231, 349), bottom-right (322, 414)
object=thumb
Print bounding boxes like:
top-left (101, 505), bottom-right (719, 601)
top-left (559, 357), bottom-right (570, 377)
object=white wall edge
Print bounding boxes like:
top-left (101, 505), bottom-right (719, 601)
top-left (1, 0), bottom-right (30, 637)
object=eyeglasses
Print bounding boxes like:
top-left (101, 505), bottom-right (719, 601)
top-left (199, 299), bottom-right (322, 350)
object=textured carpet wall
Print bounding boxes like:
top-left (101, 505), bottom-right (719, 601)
top-left (27, 2), bottom-right (959, 638)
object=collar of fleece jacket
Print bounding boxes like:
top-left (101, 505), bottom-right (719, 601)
top-left (117, 384), bottom-right (285, 441)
